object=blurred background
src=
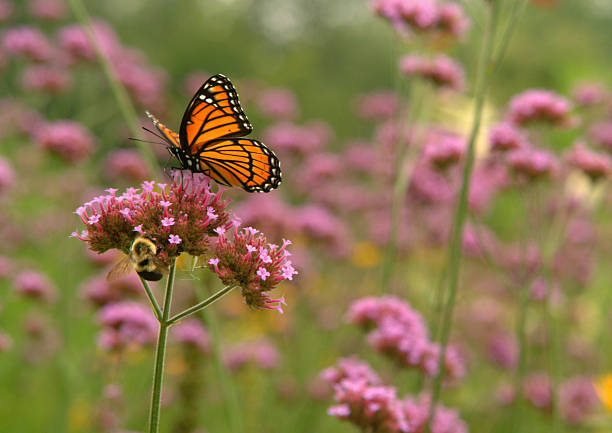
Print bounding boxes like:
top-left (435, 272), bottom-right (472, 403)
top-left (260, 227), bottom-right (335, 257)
top-left (1, 0), bottom-right (612, 432)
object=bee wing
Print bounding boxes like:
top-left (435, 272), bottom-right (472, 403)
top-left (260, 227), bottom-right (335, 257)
top-left (106, 254), bottom-right (133, 282)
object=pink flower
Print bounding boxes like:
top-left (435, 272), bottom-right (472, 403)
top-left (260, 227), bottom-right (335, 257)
top-left (486, 333), bottom-right (518, 369)
top-left (57, 21), bottom-right (120, 63)
top-left (207, 227), bottom-right (296, 312)
top-left (263, 121), bottom-right (332, 155)
top-left (559, 377), bottom-right (599, 425)
top-left (523, 373), bottom-right (552, 410)
top-left (73, 174), bottom-right (233, 265)
top-left (256, 87), bottom-right (299, 119)
top-left (507, 147), bottom-right (559, 179)
top-left (400, 54), bottom-right (465, 91)
top-left (0, 0), bottom-right (14, 21)
top-left (422, 129), bottom-right (465, 168)
top-left (104, 149), bottom-right (150, 182)
top-left (437, 2), bottom-right (470, 38)
top-left (80, 271), bottom-right (142, 307)
top-left (161, 217), bottom-right (175, 227)
top-left (2, 26), bottom-right (53, 61)
top-left (173, 320), bottom-right (211, 353)
top-left (507, 89), bottom-right (573, 126)
top-left (97, 301), bottom-right (158, 351)
top-left (354, 91), bottom-right (399, 121)
top-left (0, 330), bottom-right (12, 352)
top-left (320, 356), bottom-right (382, 386)
top-left (29, 0), bottom-right (67, 20)
top-left (22, 65), bottom-right (72, 93)
top-left (589, 122), bottom-right (612, 150)
top-left (0, 156), bottom-right (16, 194)
top-left (34, 120), bottom-right (96, 163)
top-left (565, 141), bottom-right (611, 180)
top-left (572, 82), bottom-right (607, 107)
top-left (14, 270), bottom-right (56, 302)
top-left (489, 122), bottom-right (528, 152)
top-left (223, 339), bottom-right (281, 371)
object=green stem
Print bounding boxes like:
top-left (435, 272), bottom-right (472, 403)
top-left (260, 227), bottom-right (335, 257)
top-left (148, 258), bottom-right (177, 433)
top-left (426, 2), bottom-right (500, 430)
top-left (66, 0), bottom-right (158, 174)
top-left (140, 277), bottom-right (162, 321)
top-left (511, 279), bottom-right (530, 432)
top-left (168, 285), bottom-right (236, 325)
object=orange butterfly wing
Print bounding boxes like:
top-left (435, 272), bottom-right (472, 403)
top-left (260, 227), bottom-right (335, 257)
top-left (198, 139), bottom-right (281, 193)
top-left (179, 74), bottom-right (252, 153)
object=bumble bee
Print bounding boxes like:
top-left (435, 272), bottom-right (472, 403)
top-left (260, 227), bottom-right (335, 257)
top-left (106, 236), bottom-right (169, 282)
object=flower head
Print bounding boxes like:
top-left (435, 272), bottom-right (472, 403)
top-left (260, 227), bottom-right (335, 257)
top-left (400, 54), bottom-right (465, 91)
top-left (173, 320), bottom-right (211, 353)
top-left (14, 270), bottom-right (56, 302)
top-left (207, 227), bottom-right (296, 312)
top-left (507, 89), bottom-right (573, 126)
top-left (34, 120), bottom-right (96, 163)
top-left (2, 26), bottom-right (53, 61)
top-left (565, 141), bottom-right (611, 181)
top-left (73, 173), bottom-right (233, 268)
top-left (97, 301), bottom-right (158, 351)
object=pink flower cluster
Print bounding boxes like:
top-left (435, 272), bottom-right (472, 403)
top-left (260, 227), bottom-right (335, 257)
top-left (355, 91), bottom-right (400, 121)
top-left (488, 122), bottom-right (528, 152)
top-left (507, 147), bottom-right (559, 179)
top-left (347, 296), bottom-right (466, 381)
top-left (322, 357), bottom-right (467, 433)
top-left (173, 320), bottom-right (211, 354)
top-left (565, 141), bottom-right (611, 180)
top-left (97, 301), bottom-right (158, 351)
top-left (103, 149), bottom-right (151, 182)
top-left (223, 338), bottom-right (281, 371)
top-left (34, 120), bottom-right (96, 163)
top-left (507, 89), bottom-right (573, 126)
top-left (72, 174), bottom-right (233, 267)
top-left (22, 65), bottom-right (72, 93)
top-left (589, 122), bottom-right (612, 150)
top-left (422, 129), bottom-right (465, 168)
top-left (263, 120), bottom-right (333, 155)
top-left (400, 54), bottom-right (465, 91)
top-left (80, 271), bottom-right (143, 307)
top-left (0, 156), bottom-right (15, 194)
top-left (373, 0), bottom-right (470, 39)
top-left (2, 26), bottom-right (53, 61)
top-left (256, 87), bottom-right (299, 119)
top-left (13, 270), bottom-right (56, 302)
top-left (207, 226), bottom-right (296, 312)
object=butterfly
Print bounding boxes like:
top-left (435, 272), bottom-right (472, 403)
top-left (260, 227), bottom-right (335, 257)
top-left (145, 74), bottom-right (281, 193)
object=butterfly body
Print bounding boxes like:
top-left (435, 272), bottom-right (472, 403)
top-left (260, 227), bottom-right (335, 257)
top-left (146, 74), bottom-right (281, 193)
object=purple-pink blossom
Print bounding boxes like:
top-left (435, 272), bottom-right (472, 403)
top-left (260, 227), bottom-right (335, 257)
top-left (2, 26), bottom-right (53, 61)
top-left (400, 54), bottom-right (465, 91)
top-left (34, 120), bottom-right (96, 163)
top-left (104, 149), bottom-right (150, 181)
top-left (256, 87), bottom-right (299, 119)
top-left (489, 122), bottom-right (528, 152)
top-left (14, 270), bottom-right (56, 302)
top-left (507, 147), bottom-right (559, 179)
top-left (173, 320), bottom-right (211, 353)
top-left (507, 89), bottom-right (573, 126)
top-left (0, 156), bottom-right (15, 194)
top-left (97, 301), bottom-right (158, 351)
top-left (22, 65), bottom-right (72, 93)
top-left (565, 141), bottom-right (611, 180)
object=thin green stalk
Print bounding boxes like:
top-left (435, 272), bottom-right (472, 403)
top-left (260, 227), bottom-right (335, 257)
top-left (511, 279), bottom-right (530, 431)
top-left (140, 277), bottom-right (162, 321)
top-left (168, 285), bottom-right (236, 325)
top-left (148, 258), bottom-right (177, 433)
top-left (426, 1), bottom-right (500, 430)
top-left (66, 0), bottom-right (158, 174)
top-left (198, 300), bottom-right (244, 433)
top-left (381, 81), bottom-right (428, 291)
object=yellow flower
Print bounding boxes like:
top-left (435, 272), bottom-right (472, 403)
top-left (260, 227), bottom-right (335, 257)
top-left (595, 374), bottom-right (612, 412)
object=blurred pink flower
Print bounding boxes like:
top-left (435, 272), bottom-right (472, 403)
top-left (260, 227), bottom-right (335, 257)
top-left (256, 87), bottom-right (299, 119)
top-left (571, 82), bottom-right (607, 107)
top-left (403, 393), bottom-right (468, 433)
top-left (400, 54), bottom-right (465, 91)
top-left (559, 377), bottom-right (598, 425)
top-left (97, 301), bottom-right (158, 351)
top-left (113, 53), bottom-right (167, 110)
top-left (437, 2), bottom-right (471, 38)
top-left (589, 122), bottom-right (612, 150)
top-left (29, 0), bottom-right (67, 20)
top-left (355, 91), bottom-right (399, 121)
top-left (2, 26), bottom-right (53, 61)
top-left (57, 20), bottom-right (120, 63)
top-left (35, 120), bottom-right (96, 162)
top-left (409, 163), bottom-right (454, 204)
top-left (263, 120), bottom-right (332, 155)
top-left (507, 147), bottom-right (559, 179)
top-left (294, 204), bottom-right (351, 257)
top-left (223, 339), bottom-right (281, 371)
top-left (295, 153), bottom-right (342, 190)
top-left (523, 373), bottom-right (552, 410)
top-left (489, 122), bottom-right (528, 152)
top-left (486, 333), bottom-right (518, 369)
top-left (22, 64), bottom-right (72, 93)
top-left (565, 141), bottom-right (611, 180)
top-left (468, 161), bottom-right (508, 214)
top-left (14, 270), bottom-right (56, 302)
top-left (320, 356), bottom-right (382, 386)
top-left (0, 156), bottom-right (16, 194)
top-left (81, 271), bottom-right (143, 307)
top-left (173, 320), bottom-right (211, 353)
top-left (422, 129), bottom-right (465, 168)
top-left (0, 0), bottom-right (13, 21)
top-left (104, 149), bottom-right (150, 182)
top-left (343, 141), bottom-right (380, 174)
top-left (507, 89), bottom-right (573, 126)
top-left (0, 255), bottom-right (13, 279)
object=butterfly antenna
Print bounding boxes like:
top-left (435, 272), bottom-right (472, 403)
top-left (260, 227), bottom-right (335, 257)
top-left (128, 137), bottom-right (165, 145)
top-left (142, 126), bottom-right (165, 141)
